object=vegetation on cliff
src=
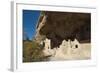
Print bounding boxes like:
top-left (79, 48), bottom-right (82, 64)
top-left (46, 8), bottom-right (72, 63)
top-left (23, 40), bottom-right (48, 62)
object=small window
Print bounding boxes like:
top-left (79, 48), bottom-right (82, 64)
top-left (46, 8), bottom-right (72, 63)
top-left (43, 42), bottom-right (45, 47)
top-left (75, 45), bottom-right (78, 48)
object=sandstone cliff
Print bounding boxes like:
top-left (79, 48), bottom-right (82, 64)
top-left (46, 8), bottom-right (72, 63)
top-left (35, 11), bottom-right (91, 49)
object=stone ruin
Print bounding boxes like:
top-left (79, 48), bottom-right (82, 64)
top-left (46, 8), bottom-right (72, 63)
top-left (42, 38), bottom-right (90, 60)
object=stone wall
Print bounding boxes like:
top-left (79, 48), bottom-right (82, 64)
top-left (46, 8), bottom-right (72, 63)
top-left (43, 38), bottom-right (91, 60)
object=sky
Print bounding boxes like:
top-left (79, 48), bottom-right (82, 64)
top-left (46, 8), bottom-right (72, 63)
top-left (23, 10), bottom-right (40, 40)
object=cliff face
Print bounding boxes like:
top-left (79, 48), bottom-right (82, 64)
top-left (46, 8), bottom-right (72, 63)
top-left (35, 11), bottom-right (91, 49)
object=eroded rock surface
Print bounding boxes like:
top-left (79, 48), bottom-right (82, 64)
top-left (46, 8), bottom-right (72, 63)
top-left (35, 11), bottom-right (91, 49)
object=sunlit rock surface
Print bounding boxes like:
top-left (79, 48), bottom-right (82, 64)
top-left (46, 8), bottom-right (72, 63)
top-left (42, 38), bottom-right (91, 60)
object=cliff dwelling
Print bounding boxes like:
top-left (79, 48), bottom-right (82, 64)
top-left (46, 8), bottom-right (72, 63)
top-left (34, 11), bottom-right (91, 60)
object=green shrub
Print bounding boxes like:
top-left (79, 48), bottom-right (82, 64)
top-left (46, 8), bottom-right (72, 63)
top-left (23, 40), bottom-right (48, 62)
